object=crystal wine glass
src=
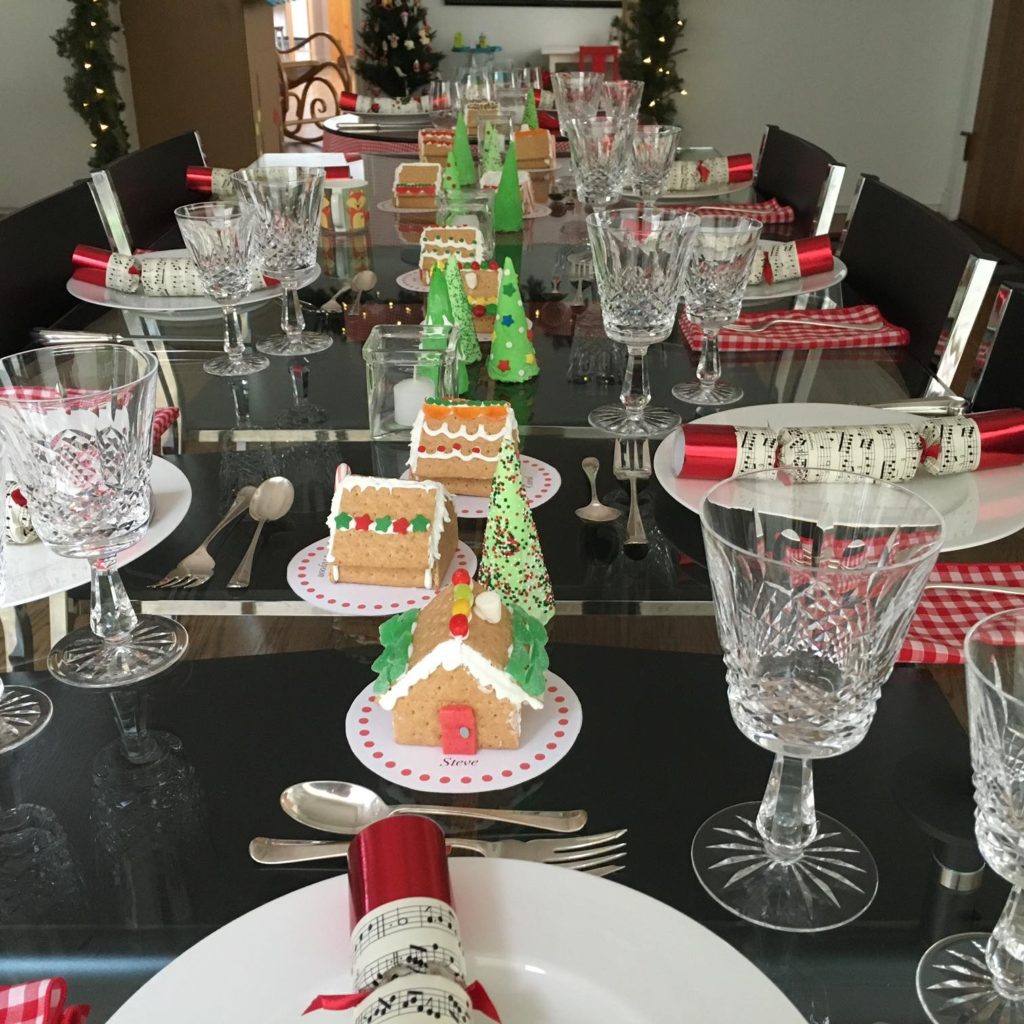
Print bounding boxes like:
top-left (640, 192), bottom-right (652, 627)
top-left (586, 208), bottom-right (699, 436)
top-left (0, 345), bottom-right (189, 686)
top-left (695, 471), bottom-right (943, 932)
top-left (233, 167), bottom-right (331, 357)
top-left (174, 202), bottom-right (269, 378)
top-left (601, 79), bottom-right (645, 122)
top-left (552, 71), bottom-right (605, 122)
top-left (632, 124), bottom-right (682, 209)
top-left (672, 215), bottom-right (762, 407)
top-left (459, 67), bottom-right (492, 103)
top-left (917, 607), bottom-right (1024, 1023)
top-left (426, 80), bottom-right (460, 128)
top-left (492, 68), bottom-right (527, 128)
top-left (564, 115), bottom-right (636, 214)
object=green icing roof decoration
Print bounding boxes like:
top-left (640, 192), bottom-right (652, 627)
top-left (372, 608), bottom-right (420, 694)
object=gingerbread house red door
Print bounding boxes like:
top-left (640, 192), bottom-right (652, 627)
top-left (439, 704), bottom-right (477, 755)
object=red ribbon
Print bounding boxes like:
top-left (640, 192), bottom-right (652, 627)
top-left (303, 982), bottom-right (498, 1020)
top-left (973, 409), bottom-right (1024, 469)
top-left (675, 424), bottom-right (745, 479)
top-left (762, 236), bottom-right (833, 285)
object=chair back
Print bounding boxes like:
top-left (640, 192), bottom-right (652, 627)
top-left (962, 281), bottom-right (1024, 411)
top-left (0, 181), bottom-right (109, 356)
top-left (92, 131), bottom-right (206, 252)
top-left (838, 175), bottom-right (998, 392)
top-left (578, 46), bottom-right (620, 79)
top-left (279, 33), bottom-right (354, 145)
top-left (754, 124), bottom-right (844, 237)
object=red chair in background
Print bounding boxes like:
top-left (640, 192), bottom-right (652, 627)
top-left (578, 46), bottom-right (620, 79)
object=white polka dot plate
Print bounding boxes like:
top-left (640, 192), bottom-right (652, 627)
top-left (345, 671), bottom-right (582, 793)
top-left (396, 269), bottom-right (430, 293)
top-left (286, 539), bottom-right (477, 615)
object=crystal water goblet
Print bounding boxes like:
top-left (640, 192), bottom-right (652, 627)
top-left (695, 471), bottom-right (943, 932)
top-left (492, 68), bottom-right (527, 128)
top-left (552, 71), bottom-right (605, 122)
top-left (564, 115), bottom-right (636, 214)
top-left (586, 208), bottom-right (699, 436)
top-left (426, 80), bottom-right (460, 128)
top-left (459, 67), bottom-right (492, 103)
top-left (672, 215), bottom-right (762, 406)
top-left (233, 167), bottom-right (331, 357)
top-left (632, 124), bottom-right (682, 209)
top-left (602, 79), bottom-right (644, 121)
top-left (174, 202), bottom-right (269, 378)
top-left (0, 345), bottom-right (189, 686)
top-left (917, 607), bottom-right (1024, 1023)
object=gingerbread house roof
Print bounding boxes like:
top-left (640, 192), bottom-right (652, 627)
top-left (407, 399), bottom-right (518, 473)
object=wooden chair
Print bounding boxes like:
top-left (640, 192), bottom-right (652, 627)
top-left (90, 130), bottom-right (207, 253)
top-left (578, 46), bottom-right (620, 79)
top-left (278, 32), bottom-right (355, 145)
top-left (962, 281), bottom-right (1024, 411)
top-left (754, 124), bottom-right (844, 238)
top-left (0, 181), bottom-right (110, 356)
top-left (838, 174), bottom-right (998, 393)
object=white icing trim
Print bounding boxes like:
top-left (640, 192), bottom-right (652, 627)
top-left (378, 636), bottom-right (543, 711)
top-left (408, 406), bottom-right (518, 472)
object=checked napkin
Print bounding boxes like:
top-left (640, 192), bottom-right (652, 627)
top-left (0, 979), bottom-right (89, 1024)
top-left (680, 304), bottom-right (910, 352)
top-left (669, 198), bottom-right (796, 225)
top-left (899, 564), bottom-right (1024, 666)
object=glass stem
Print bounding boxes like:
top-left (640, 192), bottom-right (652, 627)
top-left (221, 305), bottom-right (244, 360)
top-left (0, 756), bottom-right (29, 833)
top-left (289, 358), bottom-right (309, 405)
top-left (110, 689), bottom-right (160, 766)
top-left (696, 326), bottom-right (722, 388)
top-left (619, 344), bottom-right (651, 422)
top-left (89, 556), bottom-right (138, 644)
top-left (756, 754), bottom-right (817, 862)
top-left (986, 887), bottom-right (1024, 999)
top-left (280, 287), bottom-right (305, 344)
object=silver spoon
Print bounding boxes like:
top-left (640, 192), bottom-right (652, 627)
top-left (349, 269), bottom-right (378, 317)
top-left (226, 477), bottom-right (295, 589)
top-left (320, 277), bottom-right (352, 313)
top-left (281, 780), bottom-right (588, 834)
top-left (575, 457), bottom-right (620, 523)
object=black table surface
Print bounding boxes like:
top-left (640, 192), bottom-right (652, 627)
top-left (0, 647), bottom-right (1001, 1024)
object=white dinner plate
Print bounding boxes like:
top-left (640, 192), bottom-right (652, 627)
top-left (323, 112), bottom-right (431, 129)
top-left (106, 858), bottom-right (804, 1024)
top-left (744, 246), bottom-right (847, 303)
top-left (66, 250), bottom-right (319, 318)
top-left (654, 403), bottom-right (1024, 552)
top-left (1, 458), bottom-right (192, 608)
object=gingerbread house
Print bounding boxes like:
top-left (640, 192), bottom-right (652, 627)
top-left (461, 260), bottom-right (501, 335)
top-left (479, 169), bottom-right (537, 216)
top-left (325, 465), bottom-right (457, 588)
top-left (408, 398), bottom-right (519, 497)
top-left (464, 100), bottom-right (500, 137)
top-left (418, 225), bottom-right (484, 283)
top-left (514, 128), bottom-right (556, 171)
top-left (393, 162), bottom-right (441, 210)
top-left (418, 128), bottom-right (455, 166)
top-left (372, 575), bottom-right (548, 751)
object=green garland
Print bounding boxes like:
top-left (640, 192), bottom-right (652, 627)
top-left (612, 2), bottom-right (686, 123)
top-left (53, 0), bottom-right (131, 169)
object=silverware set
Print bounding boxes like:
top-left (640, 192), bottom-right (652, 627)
top-left (251, 779), bottom-right (627, 876)
top-left (150, 476), bottom-right (294, 590)
top-left (612, 439), bottom-right (651, 546)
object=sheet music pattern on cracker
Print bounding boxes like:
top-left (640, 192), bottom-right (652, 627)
top-left (921, 417), bottom-right (982, 475)
top-left (354, 975), bottom-right (473, 1024)
top-left (778, 424), bottom-right (922, 483)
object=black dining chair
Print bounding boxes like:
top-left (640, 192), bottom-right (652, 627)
top-left (753, 124), bottom-right (845, 237)
top-left (837, 174), bottom-right (998, 394)
top-left (91, 130), bottom-right (207, 252)
top-left (962, 281), bottom-right (1024, 411)
top-left (0, 180), bottom-right (111, 356)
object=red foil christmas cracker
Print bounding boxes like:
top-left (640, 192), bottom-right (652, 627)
top-left (748, 236), bottom-right (834, 286)
top-left (185, 166), bottom-right (236, 196)
top-left (71, 244), bottom-right (139, 292)
top-left (671, 423), bottom-right (779, 479)
top-left (777, 424), bottom-right (923, 483)
top-left (921, 410), bottom-right (1024, 475)
top-left (340, 92), bottom-right (424, 115)
top-left (303, 816), bottom-right (499, 1023)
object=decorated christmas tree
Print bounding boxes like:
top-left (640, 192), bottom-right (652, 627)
top-left (612, 1), bottom-right (686, 122)
top-left (442, 148), bottom-right (461, 198)
top-left (487, 257), bottom-right (537, 382)
top-left (477, 438), bottom-right (555, 625)
top-left (444, 257), bottom-right (483, 364)
top-left (493, 141), bottom-right (523, 233)
top-left (480, 121), bottom-right (503, 175)
top-left (522, 88), bottom-right (539, 130)
top-left (355, 0), bottom-right (443, 98)
top-left (452, 114), bottom-right (476, 187)
top-left (421, 264), bottom-right (469, 393)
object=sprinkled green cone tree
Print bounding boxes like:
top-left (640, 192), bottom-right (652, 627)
top-left (487, 257), bottom-right (537, 382)
top-left (493, 141), bottom-right (524, 233)
top-left (477, 437), bottom-right (555, 625)
top-left (421, 264), bottom-right (468, 393)
top-left (522, 88), bottom-right (539, 130)
top-left (480, 121), bottom-right (503, 175)
top-left (443, 256), bottom-right (483, 365)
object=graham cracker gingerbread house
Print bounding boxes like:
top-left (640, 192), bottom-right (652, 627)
top-left (393, 162), bottom-right (441, 210)
top-left (418, 225), bottom-right (484, 283)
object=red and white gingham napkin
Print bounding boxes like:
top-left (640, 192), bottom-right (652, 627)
top-left (668, 198), bottom-right (796, 225)
top-left (680, 304), bottom-right (910, 352)
top-left (899, 563), bottom-right (1024, 665)
top-left (0, 979), bottom-right (89, 1024)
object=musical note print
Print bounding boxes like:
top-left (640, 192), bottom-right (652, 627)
top-left (354, 975), bottom-right (472, 1024)
top-left (354, 941), bottom-right (466, 991)
top-left (778, 425), bottom-right (921, 483)
top-left (920, 417), bottom-right (982, 475)
top-left (353, 899), bottom-right (460, 962)
top-left (735, 427), bottom-right (779, 475)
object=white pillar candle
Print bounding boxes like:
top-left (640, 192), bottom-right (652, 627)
top-left (393, 375), bottom-right (435, 427)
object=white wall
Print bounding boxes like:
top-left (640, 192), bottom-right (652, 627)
top-left (0, 0), bottom-right (136, 211)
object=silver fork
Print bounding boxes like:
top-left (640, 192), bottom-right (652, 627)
top-left (728, 317), bottom-right (884, 334)
top-left (612, 439), bottom-right (650, 546)
top-left (149, 486), bottom-right (255, 588)
top-left (249, 828), bottom-right (627, 874)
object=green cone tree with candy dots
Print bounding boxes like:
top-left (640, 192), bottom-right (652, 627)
top-left (477, 437), bottom-right (555, 625)
top-left (522, 88), bottom-right (539, 130)
top-left (444, 256), bottom-right (483, 364)
top-left (421, 263), bottom-right (468, 393)
top-left (480, 121), bottom-right (503, 175)
top-left (493, 141), bottom-right (523, 233)
top-left (487, 256), bottom-right (538, 382)
top-left (452, 113), bottom-right (476, 188)
top-left (442, 148), bottom-right (461, 198)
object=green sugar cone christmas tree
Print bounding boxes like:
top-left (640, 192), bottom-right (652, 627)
top-left (487, 257), bottom-right (538, 382)
top-left (493, 141), bottom-right (524, 233)
top-left (523, 88), bottom-right (539, 130)
top-left (444, 257), bottom-right (483, 364)
top-left (442, 148), bottom-right (461, 198)
top-left (480, 121), bottom-right (503, 175)
top-left (421, 263), bottom-right (468, 393)
top-left (477, 438), bottom-right (555, 625)
top-left (452, 114), bottom-right (476, 187)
